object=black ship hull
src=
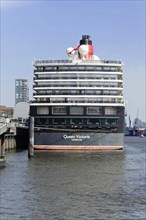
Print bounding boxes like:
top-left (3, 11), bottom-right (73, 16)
top-left (30, 105), bottom-right (125, 150)
top-left (34, 131), bottom-right (124, 150)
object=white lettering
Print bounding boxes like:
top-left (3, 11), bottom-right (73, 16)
top-left (63, 134), bottom-right (90, 140)
top-left (63, 135), bottom-right (75, 139)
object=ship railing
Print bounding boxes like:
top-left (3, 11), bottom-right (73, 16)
top-left (33, 60), bottom-right (72, 65)
top-left (30, 100), bottom-right (125, 104)
top-left (33, 85), bottom-right (123, 88)
top-left (33, 59), bottom-right (122, 65)
top-left (34, 69), bottom-right (123, 73)
top-left (33, 92), bottom-right (123, 96)
top-left (33, 76), bottom-right (122, 80)
top-left (80, 60), bottom-right (122, 64)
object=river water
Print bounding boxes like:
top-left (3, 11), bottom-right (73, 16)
top-left (0, 136), bottom-right (146, 220)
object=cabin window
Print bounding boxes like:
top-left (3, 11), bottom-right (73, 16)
top-left (78, 66), bottom-right (85, 71)
top-left (52, 118), bottom-right (66, 125)
top-left (35, 118), bottom-right (50, 125)
top-left (87, 107), bottom-right (102, 115)
top-left (105, 118), bottom-right (117, 125)
top-left (70, 66), bottom-right (77, 70)
top-left (52, 107), bottom-right (67, 114)
top-left (86, 66), bottom-right (95, 71)
top-left (37, 107), bottom-right (49, 115)
top-left (70, 118), bottom-right (82, 125)
top-left (105, 107), bottom-right (117, 115)
top-left (61, 66), bottom-right (69, 71)
top-left (87, 119), bottom-right (100, 125)
top-left (70, 106), bottom-right (83, 115)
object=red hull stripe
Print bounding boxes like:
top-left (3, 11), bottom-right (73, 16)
top-left (33, 145), bottom-right (123, 150)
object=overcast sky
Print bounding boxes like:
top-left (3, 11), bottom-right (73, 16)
top-left (0, 0), bottom-right (145, 123)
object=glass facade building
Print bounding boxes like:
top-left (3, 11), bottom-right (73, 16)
top-left (15, 79), bottom-right (29, 105)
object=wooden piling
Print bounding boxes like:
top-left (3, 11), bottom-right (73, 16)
top-left (28, 116), bottom-right (34, 158)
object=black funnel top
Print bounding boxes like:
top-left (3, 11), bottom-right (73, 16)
top-left (80, 35), bottom-right (92, 45)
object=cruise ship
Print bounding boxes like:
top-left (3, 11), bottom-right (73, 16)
top-left (29, 35), bottom-right (125, 150)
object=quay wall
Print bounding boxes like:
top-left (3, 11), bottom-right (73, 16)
top-left (0, 134), bottom-right (16, 159)
top-left (4, 134), bottom-right (16, 151)
top-left (0, 126), bottom-right (29, 159)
